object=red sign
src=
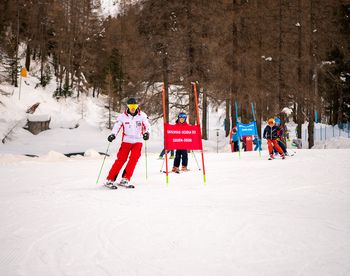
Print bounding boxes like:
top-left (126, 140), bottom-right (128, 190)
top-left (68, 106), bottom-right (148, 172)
top-left (164, 123), bottom-right (203, 150)
top-left (244, 135), bottom-right (253, 151)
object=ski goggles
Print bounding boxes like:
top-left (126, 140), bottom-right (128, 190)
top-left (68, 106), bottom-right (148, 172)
top-left (178, 114), bottom-right (187, 119)
top-left (127, 104), bottom-right (139, 110)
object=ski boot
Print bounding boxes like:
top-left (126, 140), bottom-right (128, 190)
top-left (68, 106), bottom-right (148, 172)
top-left (181, 166), bottom-right (189, 172)
top-left (172, 167), bottom-right (180, 173)
top-left (118, 178), bottom-right (135, 188)
top-left (104, 180), bottom-right (118, 189)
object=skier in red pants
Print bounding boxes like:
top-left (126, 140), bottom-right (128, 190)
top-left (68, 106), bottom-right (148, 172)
top-left (263, 118), bottom-right (285, 160)
top-left (105, 98), bottom-right (151, 188)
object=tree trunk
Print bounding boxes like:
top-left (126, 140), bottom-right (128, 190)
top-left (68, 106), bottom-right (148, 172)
top-left (225, 99), bottom-right (230, 137)
top-left (308, 0), bottom-right (317, 147)
top-left (296, 102), bottom-right (303, 139)
top-left (162, 52), bottom-right (170, 123)
top-left (107, 73), bottom-right (112, 129)
top-left (186, 1), bottom-right (196, 125)
top-left (230, 90), bottom-right (236, 127)
top-left (308, 109), bottom-right (314, 148)
top-left (202, 88), bottom-right (208, 140)
top-left (25, 43), bottom-right (31, 71)
top-left (277, 0), bottom-right (283, 114)
top-left (40, 50), bottom-right (44, 86)
top-left (296, 0), bottom-right (303, 139)
top-left (337, 89), bottom-right (344, 125)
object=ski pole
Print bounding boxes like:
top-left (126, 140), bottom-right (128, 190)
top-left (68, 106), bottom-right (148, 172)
top-left (192, 150), bottom-right (201, 171)
top-left (96, 142), bottom-right (111, 184)
top-left (160, 157), bottom-right (165, 172)
top-left (145, 140), bottom-right (148, 180)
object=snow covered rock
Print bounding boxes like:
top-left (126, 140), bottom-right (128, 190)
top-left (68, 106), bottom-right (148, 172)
top-left (84, 149), bottom-right (101, 158)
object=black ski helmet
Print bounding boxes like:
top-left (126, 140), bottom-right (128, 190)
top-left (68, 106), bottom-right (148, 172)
top-left (127, 97), bottom-right (137, 105)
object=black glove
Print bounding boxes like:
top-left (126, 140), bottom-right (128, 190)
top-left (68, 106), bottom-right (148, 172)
top-left (107, 134), bottom-right (115, 142)
top-left (143, 132), bottom-right (149, 141)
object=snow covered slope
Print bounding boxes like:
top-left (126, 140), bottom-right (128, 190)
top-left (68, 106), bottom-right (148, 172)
top-left (0, 73), bottom-right (230, 155)
top-left (0, 149), bottom-right (349, 275)
top-left (0, 74), bottom-right (116, 155)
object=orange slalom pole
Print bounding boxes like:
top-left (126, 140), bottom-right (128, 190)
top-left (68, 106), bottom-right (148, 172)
top-left (161, 82), bottom-right (169, 185)
top-left (193, 82), bottom-right (207, 184)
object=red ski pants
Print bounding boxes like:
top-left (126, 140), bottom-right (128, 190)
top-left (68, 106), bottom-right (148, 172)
top-left (267, 139), bottom-right (284, 155)
top-left (107, 142), bottom-right (143, 181)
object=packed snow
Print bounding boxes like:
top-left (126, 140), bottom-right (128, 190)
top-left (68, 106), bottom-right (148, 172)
top-left (0, 149), bottom-right (350, 275)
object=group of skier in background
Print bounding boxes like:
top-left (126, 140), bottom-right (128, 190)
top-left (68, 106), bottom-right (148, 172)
top-left (229, 117), bottom-right (290, 160)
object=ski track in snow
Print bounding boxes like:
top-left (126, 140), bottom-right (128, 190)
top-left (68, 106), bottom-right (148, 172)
top-left (1, 149), bottom-right (350, 275)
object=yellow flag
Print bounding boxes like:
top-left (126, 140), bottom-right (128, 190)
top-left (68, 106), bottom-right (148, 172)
top-left (20, 67), bottom-right (27, 77)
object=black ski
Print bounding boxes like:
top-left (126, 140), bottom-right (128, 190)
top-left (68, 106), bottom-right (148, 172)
top-left (117, 183), bottom-right (135, 189)
top-left (104, 183), bottom-right (118, 189)
top-left (163, 170), bottom-right (180, 174)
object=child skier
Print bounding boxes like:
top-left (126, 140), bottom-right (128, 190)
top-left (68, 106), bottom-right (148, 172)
top-left (274, 117), bottom-right (288, 155)
top-left (104, 98), bottom-right (151, 188)
top-left (263, 118), bottom-right (285, 160)
top-left (172, 112), bottom-right (189, 173)
top-left (253, 135), bottom-right (262, 151)
top-left (230, 127), bottom-right (240, 152)
top-left (159, 148), bottom-right (175, 159)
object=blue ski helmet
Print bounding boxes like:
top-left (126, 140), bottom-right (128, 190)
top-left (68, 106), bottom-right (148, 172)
top-left (178, 112), bottom-right (187, 119)
top-left (274, 117), bottom-right (281, 125)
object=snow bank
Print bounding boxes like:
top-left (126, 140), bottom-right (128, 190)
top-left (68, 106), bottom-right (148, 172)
top-left (39, 150), bottom-right (68, 161)
top-left (0, 153), bottom-right (32, 164)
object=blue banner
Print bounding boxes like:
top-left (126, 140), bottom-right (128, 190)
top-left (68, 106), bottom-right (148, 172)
top-left (237, 121), bottom-right (258, 137)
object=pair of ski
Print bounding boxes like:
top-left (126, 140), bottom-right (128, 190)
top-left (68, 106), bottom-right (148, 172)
top-left (162, 169), bottom-right (190, 174)
top-left (268, 156), bottom-right (285, 160)
top-left (104, 182), bottom-right (135, 189)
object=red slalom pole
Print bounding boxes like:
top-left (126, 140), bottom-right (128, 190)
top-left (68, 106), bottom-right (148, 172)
top-left (161, 82), bottom-right (169, 185)
top-left (193, 82), bottom-right (207, 184)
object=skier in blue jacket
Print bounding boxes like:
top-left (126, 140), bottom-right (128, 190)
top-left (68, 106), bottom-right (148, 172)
top-left (253, 135), bottom-right (262, 151)
top-left (274, 117), bottom-right (288, 155)
top-left (230, 127), bottom-right (240, 152)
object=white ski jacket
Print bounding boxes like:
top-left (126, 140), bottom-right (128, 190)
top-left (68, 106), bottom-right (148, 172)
top-left (111, 110), bottom-right (151, 144)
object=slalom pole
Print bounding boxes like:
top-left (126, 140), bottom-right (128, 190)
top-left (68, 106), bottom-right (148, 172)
top-left (145, 140), bottom-right (148, 180)
top-left (160, 157), bottom-right (165, 172)
top-left (238, 141), bottom-right (241, 159)
top-left (235, 101), bottom-right (239, 124)
top-left (235, 101), bottom-right (241, 159)
top-left (251, 102), bottom-right (261, 157)
top-left (191, 151), bottom-right (201, 171)
top-left (18, 74), bottom-right (22, 100)
top-left (96, 142), bottom-right (111, 184)
top-left (193, 82), bottom-right (206, 184)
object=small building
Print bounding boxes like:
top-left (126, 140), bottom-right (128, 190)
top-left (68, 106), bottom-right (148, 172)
top-left (27, 114), bottom-right (51, 135)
